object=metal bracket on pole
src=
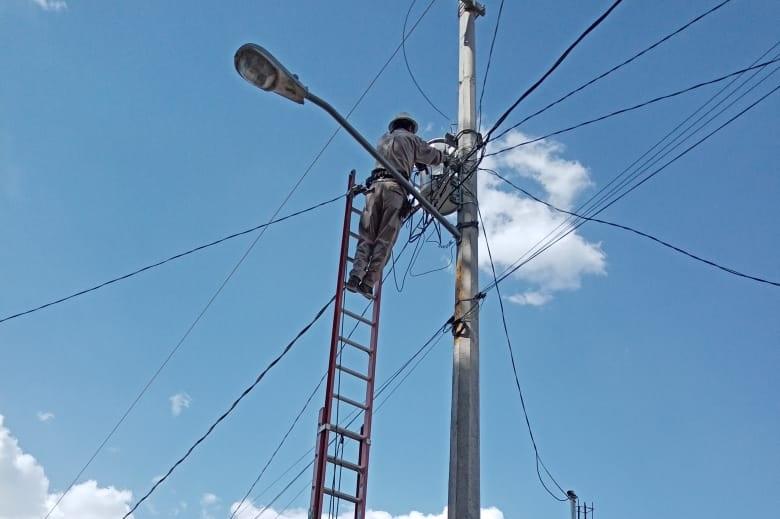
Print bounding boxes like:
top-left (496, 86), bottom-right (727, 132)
top-left (460, 0), bottom-right (485, 16)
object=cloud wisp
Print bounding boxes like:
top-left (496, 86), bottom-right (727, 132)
top-left (169, 392), bottom-right (192, 416)
top-left (30, 0), bottom-right (68, 11)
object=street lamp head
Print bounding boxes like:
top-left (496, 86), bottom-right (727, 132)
top-left (234, 43), bottom-right (307, 104)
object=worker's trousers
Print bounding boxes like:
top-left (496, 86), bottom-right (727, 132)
top-left (350, 179), bottom-right (406, 286)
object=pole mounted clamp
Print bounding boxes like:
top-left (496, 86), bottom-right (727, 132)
top-left (461, 0), bottom-right (486, 16)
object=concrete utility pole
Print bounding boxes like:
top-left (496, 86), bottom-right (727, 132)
top-left (449, 2), bottom-right (483, 519)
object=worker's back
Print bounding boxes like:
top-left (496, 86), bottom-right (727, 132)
top-left (374, 128), bottom-right (443, 179)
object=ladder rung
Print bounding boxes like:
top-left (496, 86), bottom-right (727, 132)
top-left (327, 455), bottom-right (364, 473)
top-left (336, 364), bottom-right (370, 381)
top-left (323, 486), bottom-right (361, 504)
top-left (351, 207), bottom-right (362, 216)
top-left (349, 231), bottom-right (361, 240)
top-left (342, 308), bottom-right (374, 326)
top-left (330, 424), bottom-right (366, 442)
top-left (334, 393), bottom-right (368, 410)
top-left (347, 256), bottom-right (355, 263)
top-left (339, 336), bottom-right (371, 354)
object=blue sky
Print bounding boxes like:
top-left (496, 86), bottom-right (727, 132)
top-left (1, 1), bottom-right (778, 518)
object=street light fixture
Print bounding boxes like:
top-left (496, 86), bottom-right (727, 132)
top-left (233, 43), bottom-right (461, 240)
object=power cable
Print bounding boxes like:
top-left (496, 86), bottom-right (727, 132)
top-left (485, 58), bottom-right (780, 158)
top-left (480, 42), bottom-right (780, 294)
top-left (477, 0), bottom-right (507, 129)
top-left (484, 0), bottom-right (624, 142)
top-left (403, 0), bottom-right (451, 122)
top-left (485, 81), bottom-right (780, 292)
top-left (485, 167), bottom-right (780, 287)
top-left (477, 207), bottom-right (568, 502)
top-left (42, 3), bottom-right (441, 515)
top-left (2, 193), bottom-right (345, 326)
top-left (242, 306), bottom-right (471, 517)
top-left (230, 235), bottom-right (420, 519)
top-left (490, 0), bottom-right (735, 142)
top-left (228, 373), bottom-right (326, 519)
top-left (122, 295), bottom-right (336, 519)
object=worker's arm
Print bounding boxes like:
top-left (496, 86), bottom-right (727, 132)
top-left (412, 135), bottom-right (445, 166)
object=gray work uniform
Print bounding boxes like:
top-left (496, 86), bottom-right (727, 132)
top-left (349, 128), bottom-right (444, 286)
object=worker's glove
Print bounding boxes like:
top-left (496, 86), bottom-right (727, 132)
top-left (415, 162), bottom-right (428, 173)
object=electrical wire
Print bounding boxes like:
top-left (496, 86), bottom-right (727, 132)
top-left (484, 0), bottom-right (624, 142)
top-left (477, 207), bottom-right (568, 502)
top-left (479, 42), bottom-right (780, 295)
top-left (42, 3), bottom-right (442, 516)
top-left (485, 81), bottom-right (780, 293)
top-left (483, 168), bottom-right (780, 288)
top-left (485, 58), bottom-right (780, 158)
top-left (122, 295), bottom-right (336, 519)
top-left (403, 0), bottom-right (451, 122)
top-left (228, 372), bottom-right (327, 519)
top-left (490, 0), bottom-right (735, 142)
top-left (2, 193), bottom-right (345, 326)
top-left (230, 234), bottom-right (419, 518)
top-left (244, 311), bottom-right (460, 519)
top-left (477, 0), bottom-right (506, 129)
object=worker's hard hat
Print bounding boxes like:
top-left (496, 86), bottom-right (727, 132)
top-left (388, 112), bottom-right (418, 134)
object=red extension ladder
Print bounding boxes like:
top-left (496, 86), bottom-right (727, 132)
top-left (309, 171), bottom-right (382, 519)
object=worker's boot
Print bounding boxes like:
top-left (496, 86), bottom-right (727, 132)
top-left (345, 275), bottom-right (362, 294)
top-left (357, 280), bottom-right (374, 300)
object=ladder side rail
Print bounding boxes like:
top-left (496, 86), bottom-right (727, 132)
top-left (354, 282), bottom-right (382, 519)
top-left (310, 170), bottom-right (357, 519)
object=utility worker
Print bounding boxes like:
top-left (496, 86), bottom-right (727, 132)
top-left (346, 112), bottom-right (447, 299)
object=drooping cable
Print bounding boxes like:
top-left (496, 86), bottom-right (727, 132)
top-left (485, 82), bottom-right (780, 293)
top-left (488, 167), bottom-right (780, 286)
top-left (2, 193), bottom-right (345, 326)
top-left (403, 0), bottom-right (451, 122)
top-left (477, 207), bottom-right (569, 502)
top-left (485, 58), bottom-right (780, 158)
top-left (122, 295), bottom-right (336, 519)
top-left (479, 43), bottom-right (780, 295)
top-left (484, 0), bottom-right (624, 142)
top-left (477, 0), bottom-right (506, 129)
top-left (490, 0), bottom-right (735, 142)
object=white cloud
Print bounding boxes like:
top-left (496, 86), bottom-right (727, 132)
top-left (201, 492), bottom-right (220, 519)
top-left (479, 130), bottom-right (606, 305)
top-left (169, 392), bottom-right (192, 416)
top-left (36, 411), bottom-right (55, 423)
top-left (30, 0), bottom-right (68, 11)
top-left (0, 414), bottom-right (133, 519)
top-left (229, 505), bottom-right (503, 519)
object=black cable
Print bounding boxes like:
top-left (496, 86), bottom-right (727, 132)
top-left (477, 0), bottom-right (506, 129)
top-left (477, 207), bottom-right (568, 502)
top-left (122, 295), bottom-right (336, 519)
top-left (232, 233), bottom-right (418, 517)
top-left (484, 0), bottom-right (624, 142)
top-left (43, 3), bottom-right (442, 516)
top-left (485, 82), bottom-right (780, 292)
top-left (228, 372), bottom-right (327, 519)
top-left (402, 0), bottom-right (451, 122)
top-left (2, 193), bottom-right (345, 326)
top-left (485, 167), bottom-right (780, 286)
top-left (485, 58), bottom-right (780, 158)
top-left (481, 43), bottom-right (780, 294)
top-left (242, 304), bottom-right (467, 515)
top-left (490, 0), bottom-right (735, 142)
